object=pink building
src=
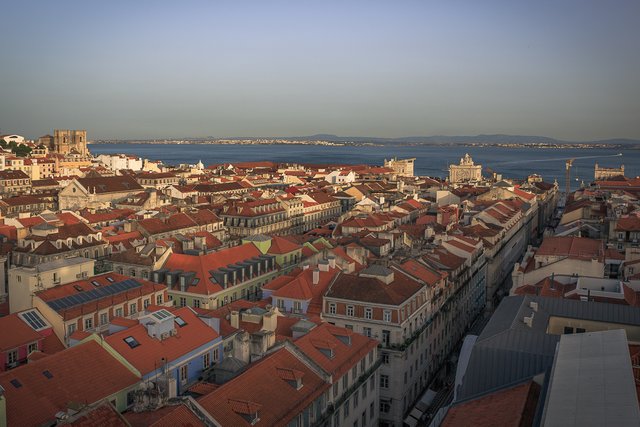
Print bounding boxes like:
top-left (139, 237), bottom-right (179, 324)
top-left (0, 308), bottom-right (63, 371)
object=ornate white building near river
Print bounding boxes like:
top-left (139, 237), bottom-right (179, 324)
top-left (449, 153), bottom-right (482, 183)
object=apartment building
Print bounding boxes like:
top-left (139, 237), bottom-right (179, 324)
top-left (154, 242), bottom-right (279, 309)
top-left (323, 264), bottom-right (440, 427)
top-left (8, 257), bottom-right (96, 313)
top-left (12, 221), bottom-right (108, 267)
top-left (32, 273), bottom-right (168, 345)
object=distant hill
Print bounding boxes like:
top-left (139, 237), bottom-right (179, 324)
top-left (93, 134), bottom-right (640, 147)
top-left (287, 134), bottom-right (640, 145)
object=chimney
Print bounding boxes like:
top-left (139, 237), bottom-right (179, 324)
top-left (318, 260), bottom-right (329, 272)
top-left (230, 311), bottom-right (240, 329)
top-left (302, 264), bottom-right (310, 270)
top-left (262, 309), bottom-right (278, 332)
top-left (194, 235), bottom-right (206, 250)
top-left (523, 313), bottom-right (534, 327)
top-left (123, 221), bottom-right (134, 233)
top-left (327, 256), bottom-right (336, 269)
top-left (313, 268), bottom-right (320, 285)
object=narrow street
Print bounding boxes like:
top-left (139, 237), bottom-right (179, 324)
top-left (418, 311), bottom-right (492, 426)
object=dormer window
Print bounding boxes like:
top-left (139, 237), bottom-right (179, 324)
top-left (228, 399), bottom-right (261, 425)
top-left (276, 367), bottom-right (305, 390)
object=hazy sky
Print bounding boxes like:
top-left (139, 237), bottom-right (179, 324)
top-left (1, 1), bottom-right (639, 141)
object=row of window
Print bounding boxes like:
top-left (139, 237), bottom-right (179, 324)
top-left (329, 303), bottom-right (393, 322)
top-left (6, 342), bottom-right (39, 365)
top-left (67, 293), bottom-right (164, 336)
top-left (336, 375), bottom-right (376, 424)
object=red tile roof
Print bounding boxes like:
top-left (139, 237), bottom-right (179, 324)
top-left (0, 313), bottom-right (42, 352)
top-left (197, 346), bottom-right (329, 427)
top-left (441, 381), bottom-right (540, 427)
top-left (268, 236), bottom-right (301, 255)
top-left (327, 268), bottom-right (423, 305)
top-left (398, 259), bottom-right (444, 287)
top-left (294, 323), bottom-right (377, 380)
top-left (64, 402), bottom-right (129, 427)
top-left (616, 216), bottom-right (640, 232)
top-left (148, 404), bottom-right (206, 427)
top-left (536, 236), bottom-right (604, 261)
top-left (77, 175), bottom-right (143, 194)
top-left (272, 267), bottom-right (339, 315)
top-left (0, 340), bottom-right (139, 427)
top-left (161, 243), bottom-right (263, 295)
top-left (105, 307), bottom-right (220, 375)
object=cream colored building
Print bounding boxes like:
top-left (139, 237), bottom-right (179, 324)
top-left (594, 163), bottom-right (624, 180)
top-left (449, 153), bottom-right (482, 183)
top-left (384, 157), bottom-right (415, 177)
top-left (8, 257), bottom-right (95, 313)
top-left (58, 175), bottom-right (145, 210)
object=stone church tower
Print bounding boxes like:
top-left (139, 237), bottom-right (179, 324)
top-left (51, 129), bottom-right (88, 156)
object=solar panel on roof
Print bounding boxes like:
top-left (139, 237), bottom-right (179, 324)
top-left (46, 279), bottom-right (142, 311)
top-left (152, 310), bottom-right (171, 320)
top-left (21, 310), bottom-right (47, 329)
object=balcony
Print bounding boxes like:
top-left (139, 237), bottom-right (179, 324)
top-left (311, 358), bottom-right (383, 427)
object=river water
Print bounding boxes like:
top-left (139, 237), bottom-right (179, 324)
top-left (89, 143), bottom-right (637, 191)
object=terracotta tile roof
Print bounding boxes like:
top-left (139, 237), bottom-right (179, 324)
top-left (442, 381), bottom-right (540, 427)
top-left (0, 195), bottom-right (44, 206)
top-left (536, 236), bottom-right (604, 261)
top-left (327, 268), bottom-right (423, 305)
top-left (294, 323), bottom-right (377, 380)
top-left (197, 346), bottom-right (329, 427)
top-left (514, 277), bottom-right (576, 298)
top-left (77, 175), bottom-right (143, 194)
top-left (63, 402), bottom-right (129, 427)
top-left (148, 404), bottom-right (206, 427)
top-left (41, 333), bottom-right (65, 355)
top-left (398, 259), bottom-right (444, 287)
top-left (268, 236), bottom-right (301, 255)
top-left (423, 248), bottom-right (466, 271)
top-left (161, 242), bottom-right (264, 296)
top-left (106, 231), bottom-right (144, 246)
top-left (105, 307), bottom-right (220, 375)
top-left (0, 169), bottom-right (29, 180)
top-left (605, 248), bottom-right (625, 261)
top-left (187, 382), bottom-right (219, 397)
top-left (0, 313), bottom-right (42, 352)
top-left (16, 216), bottom-right (46, 228)
top-left (263, 275), bottom-right (296, 292)
top-left (513, 186), bottom-right (536, 201)
top-left (616, 216), bottom-right (640, 232)
top-left (80, 209), bottom-right (135, 224)
top-left (446, 239), bottom-right (476, 253)
top-left (272, 268), bottom-right (339, 312)
top-left (0, 340), bottom-right (139, 427)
